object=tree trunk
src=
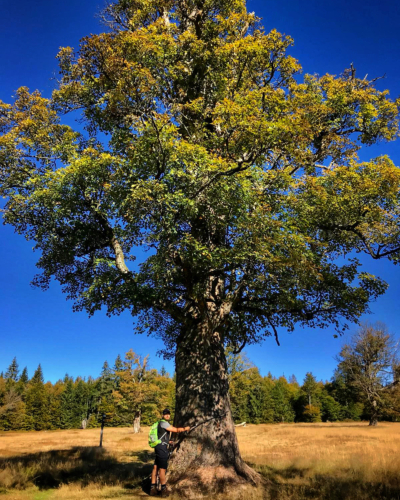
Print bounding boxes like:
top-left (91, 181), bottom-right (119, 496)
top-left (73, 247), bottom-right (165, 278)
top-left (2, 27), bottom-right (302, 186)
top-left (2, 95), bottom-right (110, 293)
top-left (133, 410), bottom-right (141, 433)
top-left (369, 400), bottom-right (378, 426)
top-left (167, 324), bottom-right (262, 496)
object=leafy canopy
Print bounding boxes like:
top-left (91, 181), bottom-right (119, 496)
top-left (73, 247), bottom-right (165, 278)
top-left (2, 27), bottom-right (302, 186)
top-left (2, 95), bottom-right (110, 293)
top-left (1, 0), bottom-right (400, 355)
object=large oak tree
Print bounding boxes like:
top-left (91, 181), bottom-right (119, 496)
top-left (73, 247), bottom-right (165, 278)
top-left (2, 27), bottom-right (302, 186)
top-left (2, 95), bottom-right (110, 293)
top-left (1, 0), bottom-right (400, 493)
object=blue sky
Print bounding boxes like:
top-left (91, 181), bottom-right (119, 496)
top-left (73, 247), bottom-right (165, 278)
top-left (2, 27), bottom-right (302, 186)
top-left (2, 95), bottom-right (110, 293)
top-left (1, 0), bottom-right (399, 384)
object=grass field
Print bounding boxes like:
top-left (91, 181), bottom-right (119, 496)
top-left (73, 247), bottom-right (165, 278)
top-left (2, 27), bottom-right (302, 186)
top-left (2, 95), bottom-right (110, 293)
top-left (0, 422), bottom-right (399, 499)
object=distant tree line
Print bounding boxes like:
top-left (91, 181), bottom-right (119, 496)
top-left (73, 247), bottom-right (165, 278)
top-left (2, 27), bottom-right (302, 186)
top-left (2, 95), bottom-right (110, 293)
top-left (0, 349), bottom-right (175, 431)
top-left (1, 325), bottom-right (399, 431)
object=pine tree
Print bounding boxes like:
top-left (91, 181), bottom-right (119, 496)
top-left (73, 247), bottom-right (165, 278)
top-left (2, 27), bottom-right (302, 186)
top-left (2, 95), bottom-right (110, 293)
top-left (47, 380), bottom-right (64, 429)
top-left (113, 355), bottom-right (123, 372)
top-left (5, 357), bottom-right (19, 382)
top-left (97, 361), bottom-right (115, 424)
top-left (298, 373), bottom-right (322, 422)
top-left (113, 355), bottom-right (124, 390)
top-left (31, 364), bottom-right (44, 384)
top-left (272, 377), bottom-right (296, 423)
top-left (73, 379), bottom-right (89, 427)
top-left (99, 362), bottom-right (113, 393)
top-left (85, 376), bottom-right (99, 425)
top-left (19, 367), bottom-right (28, 385)
top-left (15, 367), bottom-right (29, 396)
top-left (302, 373), bottom-right (320, 408)
top-left (247, 369), bottom-right (269, 424)
top-left (25, 365), bottom-right (49, 430)
top-left (60, 378), bottom-right (75, 428)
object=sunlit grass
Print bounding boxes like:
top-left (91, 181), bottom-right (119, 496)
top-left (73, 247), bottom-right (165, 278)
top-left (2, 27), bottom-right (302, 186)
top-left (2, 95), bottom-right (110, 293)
top-left (0, 423), bottom-right (399, 499)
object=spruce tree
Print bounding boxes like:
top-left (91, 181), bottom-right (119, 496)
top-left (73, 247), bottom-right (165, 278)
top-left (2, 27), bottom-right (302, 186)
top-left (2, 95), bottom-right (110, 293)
top-left (272, 377), bottom-right (296, 423)
top-left (113, 355), bottom-right (123, 372)
top-left (15, 367), bottom-right (29, 395)
top-left (97, 361), bottom-right (115, 423)
top-left (25, 365), bottom-right (49, 430)
top-left (5, 357), bottom-right (19, 382)
top-left (113, 355), bottom-right (124, 390)
top-left (302, 372), bottom-right (320, 408)
top-left (47, 380), bottom-right (64, 429)
top-left (60, 378), bottom-right (75, 428)
top-left (98, 361), bottom-right (114, 398)
top-left (298, 372), bottom-right (322, 422)
top-left (19, 367), bottom-right (28, 385)
top-left (31, 364), bottom-right (44, 384)
top-left (73, 379), bottom-right (89, 426)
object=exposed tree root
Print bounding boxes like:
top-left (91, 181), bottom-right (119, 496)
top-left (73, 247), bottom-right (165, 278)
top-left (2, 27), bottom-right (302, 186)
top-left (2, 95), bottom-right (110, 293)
top-left (168, 462), bottom-right (265, 498)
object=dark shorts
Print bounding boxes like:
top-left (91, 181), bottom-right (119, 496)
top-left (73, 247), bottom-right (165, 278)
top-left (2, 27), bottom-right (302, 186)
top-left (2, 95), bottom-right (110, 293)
top-left (154, 444), bottom-right (170, 470)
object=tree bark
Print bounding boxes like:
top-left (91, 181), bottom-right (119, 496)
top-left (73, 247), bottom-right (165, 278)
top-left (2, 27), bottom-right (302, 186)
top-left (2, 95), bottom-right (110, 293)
top-left (369, 400), bottom-right (378, 426)
top-left (167, 323), bottom-right (261, 496)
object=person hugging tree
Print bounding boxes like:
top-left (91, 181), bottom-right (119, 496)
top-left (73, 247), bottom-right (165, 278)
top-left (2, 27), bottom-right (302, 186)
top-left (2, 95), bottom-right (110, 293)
top-left (150, 409), bottom-right (190, 497)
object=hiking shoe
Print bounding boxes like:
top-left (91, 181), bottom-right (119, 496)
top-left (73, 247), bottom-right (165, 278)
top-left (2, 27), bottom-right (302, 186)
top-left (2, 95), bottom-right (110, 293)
top-left (149, 485), bottom-right (158, 496)
top-left (161, 486), bottom-right (170, 498)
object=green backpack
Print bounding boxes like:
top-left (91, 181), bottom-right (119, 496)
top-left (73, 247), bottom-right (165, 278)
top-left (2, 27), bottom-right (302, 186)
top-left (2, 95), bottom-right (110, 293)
top-left (148, 419), bottom-right (168, 448)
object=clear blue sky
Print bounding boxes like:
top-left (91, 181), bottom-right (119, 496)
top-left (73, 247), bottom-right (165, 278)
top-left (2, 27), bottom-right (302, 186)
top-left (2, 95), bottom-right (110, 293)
top-left (1, 0), bottom-right (399, 384)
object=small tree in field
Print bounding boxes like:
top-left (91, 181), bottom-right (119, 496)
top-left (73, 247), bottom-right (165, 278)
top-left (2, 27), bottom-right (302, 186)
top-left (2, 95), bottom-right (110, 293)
top-left (337, 323), bottom-right (400, 426)
top-left (2, 0), bottom-right (400, 492)
top-left (112, 350), bottom-right (174, 430)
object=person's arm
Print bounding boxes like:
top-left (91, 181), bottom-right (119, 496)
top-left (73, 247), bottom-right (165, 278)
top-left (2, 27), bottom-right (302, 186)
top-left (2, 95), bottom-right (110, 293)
top-left (166, 425), bottom-right (191, 433)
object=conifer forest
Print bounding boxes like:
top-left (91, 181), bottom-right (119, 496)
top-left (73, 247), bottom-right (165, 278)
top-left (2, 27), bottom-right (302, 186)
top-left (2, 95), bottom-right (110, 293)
top-left (1, 325), bottom-right (399, 432)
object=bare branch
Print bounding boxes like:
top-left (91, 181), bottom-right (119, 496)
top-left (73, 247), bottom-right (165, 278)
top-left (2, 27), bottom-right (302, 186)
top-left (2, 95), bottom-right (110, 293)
top-left (232, 340), bottom-right (247, 355)
top-left (111, 237), bottom-right (130, 274)
top-left (267, 316), bottom-right (280, 346)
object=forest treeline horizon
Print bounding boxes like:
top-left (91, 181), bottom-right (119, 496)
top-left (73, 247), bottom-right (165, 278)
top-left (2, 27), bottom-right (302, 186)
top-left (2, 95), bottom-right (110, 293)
top-left (1, 339), bottom-right (399, 431)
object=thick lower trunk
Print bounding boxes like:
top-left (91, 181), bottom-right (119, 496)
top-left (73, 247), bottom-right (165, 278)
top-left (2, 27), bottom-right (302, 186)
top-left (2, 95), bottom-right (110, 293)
top-left (167, 324), bottom-right (261, 495)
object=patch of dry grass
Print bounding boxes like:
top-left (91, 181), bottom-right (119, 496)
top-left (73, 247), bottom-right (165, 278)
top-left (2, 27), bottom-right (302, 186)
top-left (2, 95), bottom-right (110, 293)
top-left (0, 428), bottom-right (151, 499)
top-left (241, 422), bottom-right (400, 500)
top-left (0, 423), bottom-right (399, 499)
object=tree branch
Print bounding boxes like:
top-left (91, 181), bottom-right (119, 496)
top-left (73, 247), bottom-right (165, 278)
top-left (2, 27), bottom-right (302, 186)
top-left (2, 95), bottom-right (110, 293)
top-left (232, 340), bottom-right (247, 355)
top-left (111, 237), bottom-right (130, 274)
top-left (267, 315), bottom-right (281, 347)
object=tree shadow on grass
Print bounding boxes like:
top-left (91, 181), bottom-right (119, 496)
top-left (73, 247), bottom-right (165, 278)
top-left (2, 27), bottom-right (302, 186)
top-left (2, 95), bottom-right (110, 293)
top-left (3, 448), bottom-right (400, 499)
top-left (288, 424), bottom-right (371, 429)
top-left (0, 446), bottom-right (154, 492)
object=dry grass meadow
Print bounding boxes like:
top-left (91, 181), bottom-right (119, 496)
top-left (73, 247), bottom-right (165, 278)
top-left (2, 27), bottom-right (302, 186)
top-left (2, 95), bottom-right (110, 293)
top-left (0, 423), bottom-right (400, 500)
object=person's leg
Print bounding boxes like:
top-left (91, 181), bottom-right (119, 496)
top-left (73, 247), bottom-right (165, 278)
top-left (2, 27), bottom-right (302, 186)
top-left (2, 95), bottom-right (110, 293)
top-left (151, 464), bottom-right (158, 484)
top-left (159, 467), bottom-right (170, 497)
top-left (156, 446), bottom-right (170, 496)
top-left (159, 468), bottom-right (167, 485)
top-left (150, 464), bottom-right (158, 496)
